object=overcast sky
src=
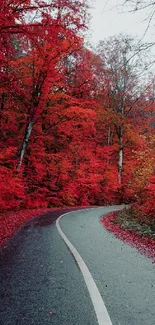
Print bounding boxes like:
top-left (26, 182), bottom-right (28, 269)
top-left (88, 0), bottom-right (155, 46)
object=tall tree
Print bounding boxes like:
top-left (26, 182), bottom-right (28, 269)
top-left (97, 34), bottom-right (148, 184)
top-left (0, 0), bottom-right (89, 169)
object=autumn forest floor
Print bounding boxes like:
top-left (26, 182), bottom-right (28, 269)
top-left (0, 206), bottom-right (155, 263)
top-left (101, 208), bottom-right (155, 263)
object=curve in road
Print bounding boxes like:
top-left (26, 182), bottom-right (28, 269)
top-left (56, 209), bottom-right (113, 325)
top-left (0, 206), bottom-right (154, 325)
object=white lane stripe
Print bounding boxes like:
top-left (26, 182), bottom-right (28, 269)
top-left (56, 209), bottom-right (113, 325)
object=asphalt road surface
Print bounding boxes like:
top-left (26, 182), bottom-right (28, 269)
top-left (0, 207), bottom-right (154, 325)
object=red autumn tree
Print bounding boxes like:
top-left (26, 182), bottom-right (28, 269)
top-left (96, 34), bottom-right (150, 185)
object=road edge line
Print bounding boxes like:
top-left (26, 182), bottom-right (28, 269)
top-left (56, 208), bottom-right (113, 325)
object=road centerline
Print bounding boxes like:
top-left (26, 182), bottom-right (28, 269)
top-left (56, 209), bottom-right (113, 325)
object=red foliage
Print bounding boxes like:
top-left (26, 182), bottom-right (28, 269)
top-left (0, 166), bottom-right (25, 210)
top-left (1, 0), bottom-right (155, 247)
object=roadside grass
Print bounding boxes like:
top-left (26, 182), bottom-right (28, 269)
top-left (101, 208), bottom-right (155, 263)
top-left (114, 208), bottom-right (155, 238)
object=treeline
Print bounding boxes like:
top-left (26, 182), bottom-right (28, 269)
top-left (0, 0), bottom-right (155, 227)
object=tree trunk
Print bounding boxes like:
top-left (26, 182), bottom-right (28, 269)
top-left (107, 126), bottom-right (111, 145)
top-left (118, 130), bottom-right (123, 184)
top-left (17, 120), bottom-right (34, 169)
top-left (1, 93), bottom-right (5, 111)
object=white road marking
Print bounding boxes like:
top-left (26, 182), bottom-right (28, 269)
top-left (56, 209), bottom-right (113, 325)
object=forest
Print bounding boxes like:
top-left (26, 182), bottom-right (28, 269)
top-left (1, 0), bottom-right (155, 236)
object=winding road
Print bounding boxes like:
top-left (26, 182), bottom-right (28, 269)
top-left (0, 206), bottom-right (154, 325)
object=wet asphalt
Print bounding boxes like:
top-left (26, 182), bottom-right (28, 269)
top-left (0, 207), bottom-right (155, 325)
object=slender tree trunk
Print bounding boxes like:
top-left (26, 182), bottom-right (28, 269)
top-left (118, 129), bottom-right (123, 184)
top-left (107, 126), bottom-right (111, 145)
top-left (17, 120), bottom-right (34, 169)
top-left (1, 93), bottom-right (5, 111)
